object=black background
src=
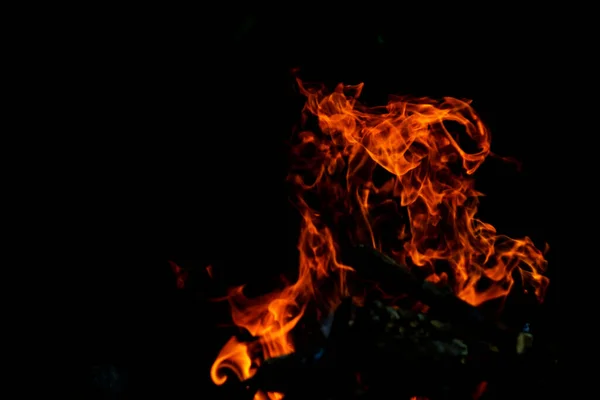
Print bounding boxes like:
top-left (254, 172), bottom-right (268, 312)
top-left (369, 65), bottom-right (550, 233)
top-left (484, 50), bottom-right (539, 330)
top-left (61, 8), bottom-right (563, 398)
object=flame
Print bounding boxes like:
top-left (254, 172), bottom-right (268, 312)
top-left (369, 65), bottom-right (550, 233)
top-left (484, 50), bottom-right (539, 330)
top-left (209, 79), bottom-right (549, 398)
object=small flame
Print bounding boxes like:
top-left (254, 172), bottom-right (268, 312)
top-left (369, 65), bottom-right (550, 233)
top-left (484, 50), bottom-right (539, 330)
top-left (210, 79), bottom-right (549, 398)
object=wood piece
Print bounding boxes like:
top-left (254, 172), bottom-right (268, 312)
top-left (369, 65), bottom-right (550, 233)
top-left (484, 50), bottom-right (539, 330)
top-left (239, 299), bottom-right (548, 400)
top-left (346, 245), bottom-right (520, 350)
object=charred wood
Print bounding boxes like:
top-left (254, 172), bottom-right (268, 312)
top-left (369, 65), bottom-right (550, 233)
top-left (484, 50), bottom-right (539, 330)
top-left (346, 245), bottom-right (522, 350)
top-left (222, 246), bottom-right (555, 399)
top-left (238, 298), bottom-right (550, 400)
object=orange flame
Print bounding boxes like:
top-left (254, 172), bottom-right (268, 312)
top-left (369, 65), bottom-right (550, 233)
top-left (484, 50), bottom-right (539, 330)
top-left (209, 79), bottom-right (549, 398)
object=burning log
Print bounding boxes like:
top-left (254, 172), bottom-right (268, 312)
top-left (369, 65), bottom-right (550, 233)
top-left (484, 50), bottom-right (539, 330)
top-left (222, 246), bottom-right (553, 400)
top-left (239, 298), bottom-right (543, 400)
top-left (346, 245), bottom-right (519, 348)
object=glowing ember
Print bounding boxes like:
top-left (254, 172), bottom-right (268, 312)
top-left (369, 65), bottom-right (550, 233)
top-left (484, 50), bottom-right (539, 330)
top-left (209, 79), bottom-right (549, 399)
top-left (169, 260), bottom-right (188, 289)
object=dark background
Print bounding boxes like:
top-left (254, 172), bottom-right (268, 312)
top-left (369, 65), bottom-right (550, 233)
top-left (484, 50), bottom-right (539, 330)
top-left (63, 8), bottom-right (563, 398)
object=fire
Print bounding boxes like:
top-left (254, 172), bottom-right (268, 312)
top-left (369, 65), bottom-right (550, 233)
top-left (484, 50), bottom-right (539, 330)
top-left (209, 79), bottom-right (549, 398)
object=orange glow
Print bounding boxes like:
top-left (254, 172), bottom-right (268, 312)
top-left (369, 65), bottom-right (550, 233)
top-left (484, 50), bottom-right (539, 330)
top-left (209, 79), bottom-right (549, 398)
